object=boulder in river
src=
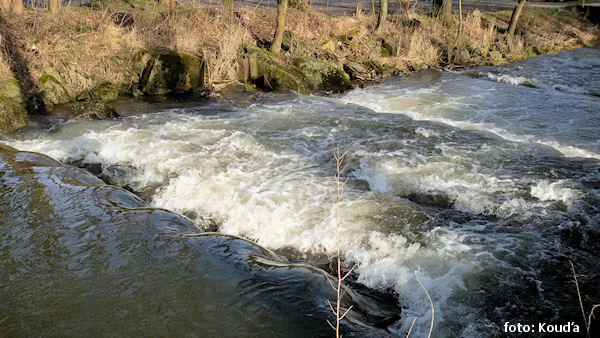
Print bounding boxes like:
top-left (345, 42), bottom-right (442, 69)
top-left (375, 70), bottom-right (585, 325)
top-left (292, 58), bottom-right (351, 92)
top-left (0, 78), bottom-right (27, 133)
top-left (37, 74), bottom-right (71, 107)
top-left (139, 51), bottom-right (206, 95)
top-left (69, 101), bottom-right (120, 120)
top-left (238, 47), bottom-right (314, 94)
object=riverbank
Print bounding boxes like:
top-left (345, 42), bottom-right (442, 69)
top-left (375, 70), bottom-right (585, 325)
top-left (1, 2), bottom-right (599, 131)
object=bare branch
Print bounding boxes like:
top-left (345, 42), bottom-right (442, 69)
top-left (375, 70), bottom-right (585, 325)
top-left (416, 277), bottom-right (435, 338)
top-left (570, 260), bottom-right (589, 335)
top-left (339, 305), bottom-right (354, 320)
top-left (406, 317), bottom-right (417, 338)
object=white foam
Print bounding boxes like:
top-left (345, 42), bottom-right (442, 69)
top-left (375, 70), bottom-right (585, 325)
top-left (531, 180), bottom-right (579, 206)
top-left (485, 72), bottom-right (533, 86)
top-left (339, 88), bottom-right (600, 160)
top-left (3, 111), bottom-right (499, 336)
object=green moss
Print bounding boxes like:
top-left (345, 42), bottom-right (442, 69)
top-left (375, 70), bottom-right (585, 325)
top-left (70, 101), bottom-right (120, 120)
top-left (292, 58), bottom-right (351, 92)
top-left (139, 51), bottom-right (205, 95)
top-left (38, 74), bottom-right (71, 107)
top-left (0, 78), bottom-right (24, 104)
top-left (0, 79), bottom-right (33, 130)
top-left (90, 83), bottom-right (119, 102)
top-left (243, 47), bottom-right (314, 94)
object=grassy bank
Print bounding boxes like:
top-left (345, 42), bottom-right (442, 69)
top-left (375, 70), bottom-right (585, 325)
top-left (0, 2), bottom-right (599, 105)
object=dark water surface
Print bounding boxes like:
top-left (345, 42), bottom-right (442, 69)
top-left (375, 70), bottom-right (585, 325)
top-left (2, 48), bottom-right (599, 336)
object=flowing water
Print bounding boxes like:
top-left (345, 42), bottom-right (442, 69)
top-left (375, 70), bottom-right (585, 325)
top-left (2, 47), bottom-right (599, 336)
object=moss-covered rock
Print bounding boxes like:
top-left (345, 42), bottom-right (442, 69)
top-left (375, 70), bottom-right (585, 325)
top-left (343, 61), bottom-right (371, 81)
top-left (320, 39), bottom-right (337, 53)
top-left (69, 101), bottom-right (120, 120)
top-left (292, 58), bottom-right (351, 92)
top-left (0, 78), bottom-right (25, 104)
top-left (0, 79), bottom-right (27, 133)
top-left (38, 74), bottom-right (70, 107)
top-left (381, 39), bottom-right (395, 57)
top-left (487, 50), bottom-right (505, 65)
top-left (238, 47), bottom-right (314, 94)
top-left (139, 51), bottom-right (206, 95)
top-left (221, 82), bottom-right (257, 94)
top-left (86, 82), bottom-right (119, 102)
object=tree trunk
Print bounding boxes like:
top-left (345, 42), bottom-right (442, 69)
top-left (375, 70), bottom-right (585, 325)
top-left (3, 0), bottom-right (24, 14)
top-left (441, 0), bottom-right (452, 26)
top-left (270, 0), bottom-right (288, 56)
top-left (375, 0), bottom-right (387, 32)
top-left (433, 0), bottom-right (452, 26)
top-left (507, 0), bottom-right (526, 35)
top-left (169, 0), bottom-right (175, 14)
top-left (48, 0), bottom-right (60, 14)
top-left (1, 0), bottom-right (11, 14)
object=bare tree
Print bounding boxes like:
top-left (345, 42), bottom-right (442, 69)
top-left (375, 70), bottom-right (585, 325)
top-left (507, 0), bottom-right (527, 35)
top-left (375, 0), bottom-right (387, 32)
top-left (1, 0), bottom-right (24, 14)
top-left (270, 0), bottom-right (288, 56)
top-left (1, 0), bottom-right (11, 14)
top-left (48, 0), bottom-right (60, 14)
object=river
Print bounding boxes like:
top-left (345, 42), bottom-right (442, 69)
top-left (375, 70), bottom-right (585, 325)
top-left (2, 47), bottom-right (599, 336)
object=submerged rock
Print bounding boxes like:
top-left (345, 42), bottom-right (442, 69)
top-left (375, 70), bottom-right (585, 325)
top-left (0, 79), bottom-right (27, 133)
top-left (69, 101), bottom-right (120, 120)
top-left (37, 74), bottom-right (71, 107)
top-left (238, 47), bottom-right (314, 94)
top-left (139, 51), bottom-right (206, 95)
top-left (293, 58), bottom-right (351, 92)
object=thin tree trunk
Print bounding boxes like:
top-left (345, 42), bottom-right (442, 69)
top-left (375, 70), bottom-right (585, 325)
top-left (270, 0), bottom-right (288, 56)
top-left (169, 0), bottom-right (175, 14)
top-left (453, 0), bottom-right (462, 63)
top-left (7, 0), bottom-right (24, 14)
top-left (375, 0), bottom-right (387, 32)
top-left (433, 0), bottom-right (452, 26)
top-left (507, 0), bottom-right (526, 35)
top-left (441, 0), bottom-right (452, 26)
top-left (1, 0), bottom-right (11, 14)
top-left (48, 0), bottom-right (59, 14)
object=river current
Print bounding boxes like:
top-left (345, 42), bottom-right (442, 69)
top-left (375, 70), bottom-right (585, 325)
top-left (2, 47), bottom-right (599, 336)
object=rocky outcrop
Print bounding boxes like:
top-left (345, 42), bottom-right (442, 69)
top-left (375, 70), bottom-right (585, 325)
top-left (0, 78), bottom-right (27, 133)
top-left (238, 47), bottom-right (314, 94)
top-left (292, 58), bottom-right (351, 92)
top-left (37, 74), bottom-right (71, 107)
top-left (139, 51), bottom-right (206, 95)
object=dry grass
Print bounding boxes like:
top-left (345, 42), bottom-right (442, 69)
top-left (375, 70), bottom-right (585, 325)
top-left (1, 7), bottom-right (141, 95)
top-left (0, 4), bottom-right (598, 96)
